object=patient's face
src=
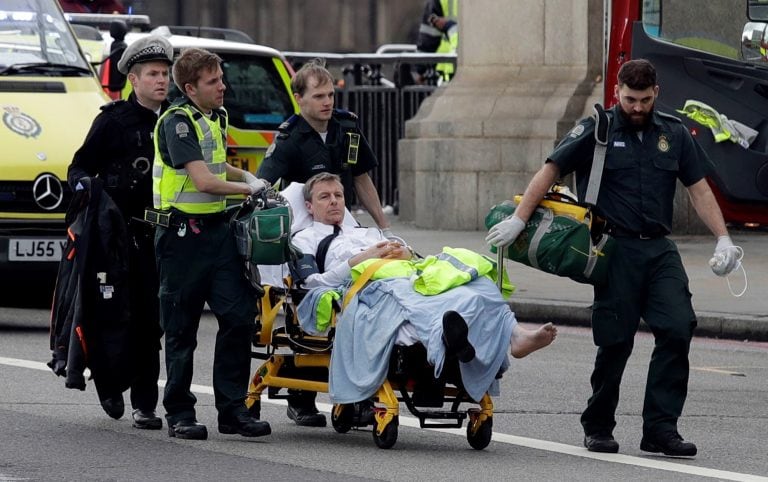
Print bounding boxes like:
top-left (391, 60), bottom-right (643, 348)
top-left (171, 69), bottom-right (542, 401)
top-left (307, 180), bottom-right (345, 225)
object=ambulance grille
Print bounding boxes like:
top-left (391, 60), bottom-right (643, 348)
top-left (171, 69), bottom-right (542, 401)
top-left (0, 181), bottom-right (72, 214)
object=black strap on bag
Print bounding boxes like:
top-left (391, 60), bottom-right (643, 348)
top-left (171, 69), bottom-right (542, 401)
top-left (315, 224), bottom-right (341, 273)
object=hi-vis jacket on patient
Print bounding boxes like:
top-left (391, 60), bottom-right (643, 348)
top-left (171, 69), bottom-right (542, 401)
top-left (305, 247), bottom-right (515, 334)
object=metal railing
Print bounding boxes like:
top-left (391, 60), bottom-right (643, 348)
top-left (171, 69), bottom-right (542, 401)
top-left (283, 52), bottom-right (457, 212)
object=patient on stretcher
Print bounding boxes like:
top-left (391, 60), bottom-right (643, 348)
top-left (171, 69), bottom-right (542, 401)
top-left (288, 173), bottom-right (556, 404)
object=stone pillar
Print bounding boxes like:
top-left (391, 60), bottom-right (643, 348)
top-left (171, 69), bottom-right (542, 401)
top-left (398, 0), bottom-right (602, 229)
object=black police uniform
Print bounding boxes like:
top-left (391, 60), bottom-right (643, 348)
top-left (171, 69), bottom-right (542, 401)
top-left (154, 98), bottom-right (258, 428)
top-left (69, 92), bottom-right (168, 414)
top-left (256, 109), bottom-right (378, 208)
top-left (547, 104), bottom-right (711, 439)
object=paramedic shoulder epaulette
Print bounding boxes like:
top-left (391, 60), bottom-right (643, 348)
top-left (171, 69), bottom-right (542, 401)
top-left (276, 114), bottom-right (299, 139)
top-left (333, 109), bottom-right (358, 130)
top-left (100, 99), bottom-right (128, 112)
top-left (333, 108), bottom-right (358, 120)
top-left (657, 111), bottom-right (683, 123)
top-left (278, 115), bottom-right (299, 132)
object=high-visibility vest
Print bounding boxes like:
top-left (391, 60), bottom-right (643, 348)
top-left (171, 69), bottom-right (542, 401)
top-left (413, 247), bottom-right (514, 297)
top-left (152, 101), bottom-right (228, 214)
top-left (436, 0), bottom-right (458, 80)
top-left (350, 247), bottom-right (515, 298)
top-left (350, 258), bottom-right (417, 282)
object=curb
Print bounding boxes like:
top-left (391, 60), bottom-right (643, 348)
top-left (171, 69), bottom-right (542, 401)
top-left (511, 299), bottom-right (768, 342)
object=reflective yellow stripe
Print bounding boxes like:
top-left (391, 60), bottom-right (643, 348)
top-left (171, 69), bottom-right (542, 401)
top-left (152, 103), bottom-right (228, 214)
top-left (441, 0), bottom-right (458, 19)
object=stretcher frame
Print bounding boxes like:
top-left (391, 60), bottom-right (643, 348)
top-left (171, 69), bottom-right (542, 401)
top-left (245, 274), bottom-right (495, 450)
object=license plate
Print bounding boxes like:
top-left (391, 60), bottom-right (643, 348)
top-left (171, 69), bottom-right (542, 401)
top-left (8, 238), bottom-right (66, 262)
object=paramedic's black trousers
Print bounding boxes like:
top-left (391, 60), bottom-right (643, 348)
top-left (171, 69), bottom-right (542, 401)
top-left (155, 217), bottom-right (257, 424)
top-left (581, 237), bottom-right (696, 438)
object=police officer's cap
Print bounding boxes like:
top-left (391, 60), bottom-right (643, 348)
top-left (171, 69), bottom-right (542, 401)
top-left (117, 35), bottom-right (174, 75)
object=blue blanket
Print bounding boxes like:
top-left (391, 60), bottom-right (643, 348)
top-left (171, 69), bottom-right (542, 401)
top-left (307, 276), bottom-right (514, 403)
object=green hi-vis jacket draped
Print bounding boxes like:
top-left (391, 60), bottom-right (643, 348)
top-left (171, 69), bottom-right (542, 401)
top-left (152, 99), bottom-right (228, 215)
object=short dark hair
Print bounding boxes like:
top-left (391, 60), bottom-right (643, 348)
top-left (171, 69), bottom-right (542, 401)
top-left (172, 48), bottom-right (222, 94)
top-left (291, 58), bottom-right (334, 97)
top-left (303, 172), bottom-right (342, 202)
top-left (617, 59), bottom-right (657, 90)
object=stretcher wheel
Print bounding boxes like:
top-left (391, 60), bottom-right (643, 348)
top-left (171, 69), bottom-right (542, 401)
top-left (331, 404), bottom-right (352, 434)
top-left (247, 400), bottom-right (261, 420)
top-left (372, 415), bottom-right (398, 449)
top-left (466, 415), bottom-right (492, 450)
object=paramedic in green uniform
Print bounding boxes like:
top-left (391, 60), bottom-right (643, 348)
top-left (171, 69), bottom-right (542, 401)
top-left (257, 59), bottom-right (391, 234)
top-left (257, 58), bottom-right (392, 427)
top-left (486, 59), bottom-right (742, 456)
top-left (153, 47), bottom-right (271, 440)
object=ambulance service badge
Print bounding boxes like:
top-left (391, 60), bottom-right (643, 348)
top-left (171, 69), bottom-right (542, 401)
top-left (3, 105), bottom-right (41, 138)
top-left (658, 135), bottom-right (670, 153)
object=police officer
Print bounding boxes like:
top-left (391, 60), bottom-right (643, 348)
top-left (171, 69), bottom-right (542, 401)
top-left (486, 59), bottom-right (742, 457)
top-left (68, 35), bottom-right (174, 430)
top-left (257, 59), bottom-right (392, 235)
top-left (416, 0), bottom-right (458, 83)
top-left (153, 47), bottom-right (271, 440)
top-left (257, 59), bottom-right (392, 427)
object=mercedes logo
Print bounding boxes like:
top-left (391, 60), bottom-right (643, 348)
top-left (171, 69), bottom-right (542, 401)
top-left (32, 173), bottom-right (64, 211)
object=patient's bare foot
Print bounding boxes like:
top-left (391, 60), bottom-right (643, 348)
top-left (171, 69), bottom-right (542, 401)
top-left (510, 322), bottom-right (557, 359)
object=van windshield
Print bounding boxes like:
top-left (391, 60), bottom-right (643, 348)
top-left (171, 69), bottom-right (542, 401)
top-left (0, 0), bottom-right (90, 71)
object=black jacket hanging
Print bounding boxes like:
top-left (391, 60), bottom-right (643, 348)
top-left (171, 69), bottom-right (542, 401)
top-left (48, 177), bottom-right (133, 396)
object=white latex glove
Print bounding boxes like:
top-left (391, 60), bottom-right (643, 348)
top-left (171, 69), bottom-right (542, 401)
top-left (485, 215), bottom-right (526, 247)
top-left (381, 228), bottom-right (408, 247)
top-left (709, 235), bottom-right (740, 277)
top-left (243, 171), bottom-right (267, 194)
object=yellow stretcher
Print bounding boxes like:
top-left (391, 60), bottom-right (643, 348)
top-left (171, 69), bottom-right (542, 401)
top-left (245, 268), bottom-right (495, 450)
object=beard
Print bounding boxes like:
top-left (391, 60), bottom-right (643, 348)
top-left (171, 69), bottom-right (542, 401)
top-left (620, 105), bottom-right (654, 130)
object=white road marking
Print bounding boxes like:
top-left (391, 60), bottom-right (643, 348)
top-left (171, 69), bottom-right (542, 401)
top-left (3, 356), bottom-right (766, 482)
top-left (692, 366), bottom-right (747, 377)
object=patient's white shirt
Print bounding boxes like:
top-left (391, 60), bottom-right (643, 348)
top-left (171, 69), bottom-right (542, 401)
top-left (292, 222), bottom-right (385, 289)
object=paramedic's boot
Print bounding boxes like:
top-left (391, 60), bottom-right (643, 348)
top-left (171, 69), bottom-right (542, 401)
top-left (168, 419), bottom-right (208, 440)
top-left (286, 390), bottom-right (327, 427)
top-left (100, 394), bottom-right (125, 420)
top-left (584, 433), bottom-right (619, 453)
top-left (352, 400), bottom-right (376, 425)
top-left (640, 432), bottom-right (697, 457)
top-left (219, 412), bottom-right (271, 437)
top-left (132, 409), bottom-right (162, 430)
top-left (286, 402), bottom-right (327, 427)
top-left (442, 311), bottom-right (476, 363)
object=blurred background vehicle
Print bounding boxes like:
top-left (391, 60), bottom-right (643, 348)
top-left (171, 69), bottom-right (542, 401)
top-left (606, 0), bottom-right (768, 229)
top-left (68, 14), bottom-right (299, 176)
top-left (0, 0), bottom-right (108, 302)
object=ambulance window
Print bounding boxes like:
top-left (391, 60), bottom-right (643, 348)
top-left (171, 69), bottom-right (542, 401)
top-left (220, 55), bottom-right (294, 129)
top-left (642, 0), bottom-right (744, 61)
top-left (166, 53), bottom-right (294, 130)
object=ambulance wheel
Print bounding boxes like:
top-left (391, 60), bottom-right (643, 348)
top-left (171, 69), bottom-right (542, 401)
top-left (467, 416), bottom-right (492, 450)
top-left (373, 416), bottom-right (398, 449)
top-left (246, 400), bottom-right (261, 420)
top-left (331, 404), bottom-right (352, 434)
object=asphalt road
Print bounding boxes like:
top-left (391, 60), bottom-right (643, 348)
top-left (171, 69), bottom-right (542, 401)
top-left (1, 307), bottom-right (767, 481)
